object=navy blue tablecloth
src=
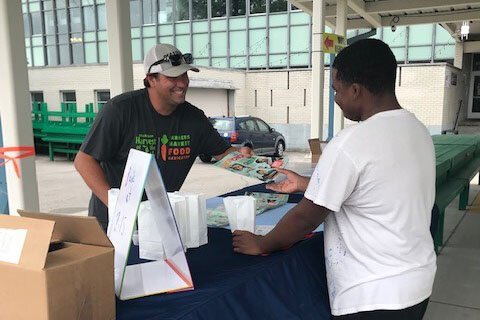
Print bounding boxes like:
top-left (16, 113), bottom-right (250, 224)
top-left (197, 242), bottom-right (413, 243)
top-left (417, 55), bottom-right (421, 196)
top-left (116, 228), bottom-right (330, 320)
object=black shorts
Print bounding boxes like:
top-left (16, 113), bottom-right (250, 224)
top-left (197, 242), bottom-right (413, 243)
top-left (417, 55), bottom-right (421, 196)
top-left (331, 298), bottom-right (429, 320)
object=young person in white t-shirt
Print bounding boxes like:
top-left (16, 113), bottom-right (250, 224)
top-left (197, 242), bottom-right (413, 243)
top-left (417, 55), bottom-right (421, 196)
top-left (232, 39), bottom-right (436, 320)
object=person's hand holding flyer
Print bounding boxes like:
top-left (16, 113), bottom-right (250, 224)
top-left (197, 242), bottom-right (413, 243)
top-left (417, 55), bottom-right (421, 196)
top-left (214, 151), bottom-right (288, 182)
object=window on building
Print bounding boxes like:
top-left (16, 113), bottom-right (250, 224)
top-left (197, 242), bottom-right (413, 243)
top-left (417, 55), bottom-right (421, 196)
top-left (31, 11), bottom-right (43, 35)
top-left (250, 0), bottom-right (266, 14)
top-left (269, 0), bottom-right (287, 13)
top-left (62, 91), bottom-right (76, 103)
top-left (176, 0), bottom-right (189, 21)
top-left (56, 0), bottom-right (66, 9)
top-left (83, 5), bottom-right (96, 31)
top-left (96, 90), bottom-right (110, 111)
top-left (44, 10), bottom-right (56, 34)
top-left (192, 0), bottom-right (207, 20)
top-left (61, 91), bottom-right (76, 112)
top-left (212, 0), bottom-right (226, 17)
top-left (58, 33), bottom-right (70, 62)
top-left (72, 42), bottom-right (85, 64)
top-left (130, 0), bottom-right (142, 27)
top-left (56, 9), bottom-right (68, 33)
top-left (23, 13), bottom-right (31, 37)
top-left (158, 0), bottom-right (173, 23)
top-left (43, 0), bottom-right (53, 10)
top-left (70, 7), bottom-right (82, 33)
top-left (97, 4), bottom-right (107, 30)
top-left (230, 0), bottom-right (246, 16)
top-left (31, 92), bottom-right (44, 102)
top-left (143, 0), bottom-right (156, 24)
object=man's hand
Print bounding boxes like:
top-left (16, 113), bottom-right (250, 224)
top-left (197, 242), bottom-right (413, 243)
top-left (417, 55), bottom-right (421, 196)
top-left (232, 230), bottom-right (265, 255)
top-left (239, 146), bottom-right (254, 158)
top-left (266, 168), bottom-right (309, 194)
top-left (214, 146), bottom-right (254, 161)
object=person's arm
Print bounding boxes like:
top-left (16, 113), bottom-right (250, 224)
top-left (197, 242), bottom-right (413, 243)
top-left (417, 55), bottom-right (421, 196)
top-left (213, 146), bottom-right (253, 161)
top-left (74, 151), bottom-right (111, 206)
top-left (265, 168), bottom-right (310, 193)
top-left (232, 197), bottom-right (330, 255)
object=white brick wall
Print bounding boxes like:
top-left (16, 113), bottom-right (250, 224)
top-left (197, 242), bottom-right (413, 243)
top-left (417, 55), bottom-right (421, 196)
top-left (28, 62), bottom-right (464, 140)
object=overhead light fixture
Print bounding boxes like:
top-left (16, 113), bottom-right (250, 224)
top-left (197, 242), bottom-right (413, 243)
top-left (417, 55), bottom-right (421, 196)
top-left (390, 16), bottom-right (399, 32)
top-left (460, 21), bottom-right (470, 40)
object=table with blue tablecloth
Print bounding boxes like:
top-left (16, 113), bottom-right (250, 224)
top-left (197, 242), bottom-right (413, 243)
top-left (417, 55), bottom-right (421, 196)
top-left (116, 183), bottom-right (331, 319)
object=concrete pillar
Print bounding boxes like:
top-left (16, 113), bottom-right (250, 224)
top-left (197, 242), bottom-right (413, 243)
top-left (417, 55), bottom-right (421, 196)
top-left (454, 41), bottom-right (464, 70)
top-left (333, 0), bottom-right (347, 134)
top-left (0, 0), bottom-right (39, 215)
top-left (106, 0), bottom-right (134, 97)
top-left (310, 0), bottom-right (326, 139)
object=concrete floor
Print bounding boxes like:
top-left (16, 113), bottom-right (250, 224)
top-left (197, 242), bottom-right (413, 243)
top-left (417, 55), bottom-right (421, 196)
top-left (34, 152), bottom-right (480, 319)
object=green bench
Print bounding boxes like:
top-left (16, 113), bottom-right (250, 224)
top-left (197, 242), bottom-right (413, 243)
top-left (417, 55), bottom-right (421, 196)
top-left (432, 134), bottom-right (480, 251)
top-left (434, 178), bottom-right (469, 250)
top-left (32, 102), bottom-right (98, 161)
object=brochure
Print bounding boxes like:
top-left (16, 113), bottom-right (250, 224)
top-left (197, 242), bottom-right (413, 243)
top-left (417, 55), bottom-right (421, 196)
top-left (214, 152), bottom-right (288, 182)
top-left (207, 192), bottom-right (289, 227)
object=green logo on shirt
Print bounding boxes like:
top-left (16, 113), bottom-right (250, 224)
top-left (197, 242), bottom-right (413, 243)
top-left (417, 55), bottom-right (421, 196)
top-left (135, 134), bottom-right (156, 154)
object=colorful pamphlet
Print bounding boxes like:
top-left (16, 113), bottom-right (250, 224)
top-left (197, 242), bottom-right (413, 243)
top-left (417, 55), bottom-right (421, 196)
top-left (214, 152), bottom-right (288, 182)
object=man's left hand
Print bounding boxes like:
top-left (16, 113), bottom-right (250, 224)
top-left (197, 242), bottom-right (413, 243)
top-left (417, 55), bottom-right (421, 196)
top-left (232, 230), bottom-right (264, 255)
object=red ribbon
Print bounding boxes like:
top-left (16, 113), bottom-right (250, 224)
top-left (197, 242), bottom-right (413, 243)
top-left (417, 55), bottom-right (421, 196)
top-left (0, 146), bottom-right (36, 178)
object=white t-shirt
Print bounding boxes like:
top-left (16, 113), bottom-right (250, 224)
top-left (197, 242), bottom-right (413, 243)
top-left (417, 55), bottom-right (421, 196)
top-left (304, 109), bottom-right (437, 316)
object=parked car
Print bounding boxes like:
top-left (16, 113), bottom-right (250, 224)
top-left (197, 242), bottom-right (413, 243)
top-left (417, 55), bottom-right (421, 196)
top-left (199, 116), bottom-right (286, 163)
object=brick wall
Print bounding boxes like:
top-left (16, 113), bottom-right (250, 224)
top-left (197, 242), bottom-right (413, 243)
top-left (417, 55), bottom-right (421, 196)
top-left (28, 62), bottom-right (464, 151)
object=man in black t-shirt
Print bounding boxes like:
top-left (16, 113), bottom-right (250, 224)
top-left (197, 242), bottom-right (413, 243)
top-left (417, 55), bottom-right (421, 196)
top-left (75, 43), bottom-right (252, 230)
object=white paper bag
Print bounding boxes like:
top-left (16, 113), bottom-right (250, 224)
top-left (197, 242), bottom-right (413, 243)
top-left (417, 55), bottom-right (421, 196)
top-left (174, 192), bottom-right (208, 248)
top-left (167, 193), bottom-right (188, 250)
top-left (223, 196), bottom-right (256, 233)
top-left (107, 188), bottom-right (120, 236)
top-left (137, 201), bottom-right (166, 260)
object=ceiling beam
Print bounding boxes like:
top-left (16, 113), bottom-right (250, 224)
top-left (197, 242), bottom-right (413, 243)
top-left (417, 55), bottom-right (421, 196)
top-left (347, 0), bottom-right (382, 28)
top-left (464, 40), bottom-right (480, 53)
top-left (440, 22), bottom-right (460, 42)
top-left (390, 10), bottom-right (480, 25)
top-left (346, 10), bottom-right (480, 29)
top-left (324, 4), bottom-right (355, 17)
top-left (290, 1), bottom-right (313, 15)
top-left (365, 0), bottom-right (480, 14)
top-left (325, 18), bottom-right (336, 30)
top-left (318, 1), bottom-right (480, 17)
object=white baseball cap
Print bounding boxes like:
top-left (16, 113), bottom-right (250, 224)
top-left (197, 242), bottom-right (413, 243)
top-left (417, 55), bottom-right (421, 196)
top-left (143, 43), bottom-right (199, 77)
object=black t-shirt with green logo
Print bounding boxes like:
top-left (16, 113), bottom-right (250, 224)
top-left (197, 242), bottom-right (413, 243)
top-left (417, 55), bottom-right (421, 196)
top-left (80, 88), bottom-right (230, 227)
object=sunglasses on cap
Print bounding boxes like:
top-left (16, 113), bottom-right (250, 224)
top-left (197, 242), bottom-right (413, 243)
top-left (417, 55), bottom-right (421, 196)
top-left (147, 52), bottom-right (193, 74)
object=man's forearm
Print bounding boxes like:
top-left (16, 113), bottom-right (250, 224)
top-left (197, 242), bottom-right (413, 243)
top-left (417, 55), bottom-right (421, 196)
top-left (260, 197), bottom-right (329, 253)
top-left (74, 151), bottom-right (111, 206)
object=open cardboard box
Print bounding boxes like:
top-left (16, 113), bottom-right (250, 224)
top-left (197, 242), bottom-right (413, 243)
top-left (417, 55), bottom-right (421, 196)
top-left (308, 139), bottom-right (328, 163)
top-left (0, 211), bottom-right (115, 320)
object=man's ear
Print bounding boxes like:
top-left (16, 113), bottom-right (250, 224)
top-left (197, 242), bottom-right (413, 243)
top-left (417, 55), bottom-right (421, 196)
top-left (147, 74), bottom-right (158, 87)
top-left (351, 83), bottom-right (361, 100)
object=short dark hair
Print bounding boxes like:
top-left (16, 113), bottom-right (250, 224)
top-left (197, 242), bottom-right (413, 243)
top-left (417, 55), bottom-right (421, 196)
top-left (332, 39), bottom-right (397, 95)
top-left (144, 73), bottom-right (159, 87)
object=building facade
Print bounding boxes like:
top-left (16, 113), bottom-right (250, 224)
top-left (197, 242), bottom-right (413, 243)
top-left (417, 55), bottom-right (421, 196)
top-left (23, 0), bottom-right (469, 150)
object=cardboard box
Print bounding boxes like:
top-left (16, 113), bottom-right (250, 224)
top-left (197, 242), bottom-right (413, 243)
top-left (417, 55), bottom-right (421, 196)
top-left (0, 211), bottom-right (115, 320)
top-left (308, 139), bottom-right (328, 163)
